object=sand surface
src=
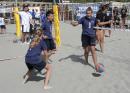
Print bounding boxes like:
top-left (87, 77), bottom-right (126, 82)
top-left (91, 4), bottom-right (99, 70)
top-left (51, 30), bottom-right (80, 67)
top-left (0, 23), bottom-right (130, 93)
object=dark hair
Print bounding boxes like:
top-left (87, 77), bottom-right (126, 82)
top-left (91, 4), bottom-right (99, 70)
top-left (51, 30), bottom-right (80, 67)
top-left (46, 10), bottom-right (53, 17)
top-left (23, 4), bottom-right (29, 10)
top-left (86, 7), bottom-right (93, 13)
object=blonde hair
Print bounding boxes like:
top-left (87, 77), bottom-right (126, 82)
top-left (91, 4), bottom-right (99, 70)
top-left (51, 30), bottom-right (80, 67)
top-left (36, 29), bottom-right (43, 37)
top-left (29, 35), bottom-right (41, 48)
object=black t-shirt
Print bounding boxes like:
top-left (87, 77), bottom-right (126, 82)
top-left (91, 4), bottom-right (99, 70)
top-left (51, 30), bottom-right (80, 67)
top-left (96, 10), bottom-right (107, 22)
top-left (113, 8), bottom-right (119, 16)
top-left (96, 10), bottom-right (112, 27)
top-left (121, 8), bottom-right (127, 17)
top-left (105, 8), bottom-right (112, 21)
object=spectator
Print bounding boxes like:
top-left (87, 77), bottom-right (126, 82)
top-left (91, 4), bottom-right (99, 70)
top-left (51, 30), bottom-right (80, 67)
top-left (0, 15), bottom-right (6, 34)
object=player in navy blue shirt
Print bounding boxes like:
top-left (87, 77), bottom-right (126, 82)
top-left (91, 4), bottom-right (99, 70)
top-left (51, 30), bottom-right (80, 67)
top-left (42, 10), bottom-right (56, 54)
top-left (71, 7), bottom-right (111, 71)
top-left (23, 33), bottom-right (52, 90)
top-left (40, 9), bottom-right (46, 25)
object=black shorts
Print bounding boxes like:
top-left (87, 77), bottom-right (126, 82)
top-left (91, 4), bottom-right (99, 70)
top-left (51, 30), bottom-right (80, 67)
top-left (105, 24), bottom-right (111, 28)
top-left (44, 39), bottom-right (56, 51)
top-left (121, 14), bottom-right (127, 18)
top-left (29, 24), bottom-right (33, 34)
top-left (81, 34), bottom-right (96, 47)
top-left (0, 25), bottom-right (6, 29)
top-left (26, 61), bottom-right (46, 72)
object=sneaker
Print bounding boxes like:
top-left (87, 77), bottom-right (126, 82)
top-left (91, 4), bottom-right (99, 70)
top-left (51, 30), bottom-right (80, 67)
top-left (24, 42), bottom-right (30, 45)
top-left (26, 42), bottom-right (30, 44)
top-left (37, 71), bottom-right (44, 77)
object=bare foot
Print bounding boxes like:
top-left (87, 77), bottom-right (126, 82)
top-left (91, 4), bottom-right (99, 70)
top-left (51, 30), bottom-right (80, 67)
top-left (43, 86), bottom-right (52, 90)
top-left (95, 64), bottom-right (100, 72)
top-left (22, 75), bottom-right (29, 84)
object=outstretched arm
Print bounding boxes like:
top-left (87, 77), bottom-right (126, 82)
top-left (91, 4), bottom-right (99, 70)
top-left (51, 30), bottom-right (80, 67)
top-left (13, 11), bottom-right (19, 15)
top-left (71, 21), bottom-right (79, 26)
top-left (98, 21), bottom-right (112, 26)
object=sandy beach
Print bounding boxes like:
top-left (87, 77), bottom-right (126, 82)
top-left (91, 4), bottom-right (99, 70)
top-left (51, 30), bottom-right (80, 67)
top-left (0, 22), bottom-right (130, 93)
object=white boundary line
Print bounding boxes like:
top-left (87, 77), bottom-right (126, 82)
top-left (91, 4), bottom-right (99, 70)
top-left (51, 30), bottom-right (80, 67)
top-left (0, 56), bottom-right (23, 61)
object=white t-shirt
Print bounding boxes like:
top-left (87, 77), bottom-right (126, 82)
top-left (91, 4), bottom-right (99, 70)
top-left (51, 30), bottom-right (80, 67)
top-left (35, 12), bottom-right (40, 18)
top-left (0, 17), bottom-right (5, 26)
top-left (19, 11), bottom-right (32, 25)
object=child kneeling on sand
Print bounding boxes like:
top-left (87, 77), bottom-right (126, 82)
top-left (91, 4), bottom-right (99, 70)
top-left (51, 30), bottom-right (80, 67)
top-left (23, 34), bottom-right (52, 90)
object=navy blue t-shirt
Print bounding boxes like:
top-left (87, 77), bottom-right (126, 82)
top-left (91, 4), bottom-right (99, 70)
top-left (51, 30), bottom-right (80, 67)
top-left (78, 16), bottom-right (97, 36)
top-left (25, 39), bottom-right (47, 64)
top-left (42, 19), bottom-right (53, 39)
top-left (40, 13), bottom-right (46, 24)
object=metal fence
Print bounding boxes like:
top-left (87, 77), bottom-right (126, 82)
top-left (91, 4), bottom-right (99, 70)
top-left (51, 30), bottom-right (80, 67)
top-left (1, 1), bottom-right (130, 30)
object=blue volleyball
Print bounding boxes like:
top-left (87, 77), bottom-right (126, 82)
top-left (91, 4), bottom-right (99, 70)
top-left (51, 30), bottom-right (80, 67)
top-left (97, 63), bottom-right (105, 73)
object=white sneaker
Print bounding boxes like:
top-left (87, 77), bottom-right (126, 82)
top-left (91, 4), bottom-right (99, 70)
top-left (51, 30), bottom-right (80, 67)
top-left (37, 72), bottom-right (44, 77)
top-left (26, 42), bottom-right (30, 44)
top-left (19, 42), bottom-right (25, 45)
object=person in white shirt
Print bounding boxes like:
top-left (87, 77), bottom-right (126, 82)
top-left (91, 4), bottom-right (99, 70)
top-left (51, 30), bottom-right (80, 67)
top-left (35, 9), bottom-right (40, 20)
top-left (0, 15), bottom-right (6, 34)
top-left (17, 5), bottom-right (32, 43)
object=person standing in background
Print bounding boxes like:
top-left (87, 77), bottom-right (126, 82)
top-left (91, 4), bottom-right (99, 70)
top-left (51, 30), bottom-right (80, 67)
top-left (0, 15), bottom-right (6, 34)
top-left (16, 5), bottom-right (32, 44)
top-left (104, 4), bottom-right (112, 37)
top-left (35, 9), bottom-right (40, 22)
top-left (121, 5), bottom-right (128, 29)
top-left (31, 9), bottom-right (36, 19)
top-left (40, 9), bottom-right (46, 25)
top-left (113, 7), bottom-right (120, 28)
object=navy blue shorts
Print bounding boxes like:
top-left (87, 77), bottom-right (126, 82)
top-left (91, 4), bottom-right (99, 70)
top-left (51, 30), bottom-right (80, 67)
top-left (26, 61), bottom-right (46, 72)
top-left (81, 34), bottom-right (96, 47)
top-left (44, 39), bottom-right (56, 51)
top-left (0, 25), bottom-right (6, 29)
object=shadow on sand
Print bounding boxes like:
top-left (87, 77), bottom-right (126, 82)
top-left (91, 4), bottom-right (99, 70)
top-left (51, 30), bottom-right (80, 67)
top-left (26, 70), bottom-right (45, 83)
top-left (59, 54), bottom-right (102, 77)
top-left (59, 54), bottom-right (95, 70)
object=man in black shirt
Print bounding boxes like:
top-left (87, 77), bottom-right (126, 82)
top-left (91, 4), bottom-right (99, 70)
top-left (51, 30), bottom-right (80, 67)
top-left (121, 5), bottom-right (128, 29)
top-left (105, 4), bottom-right (112, 37)
top-left (113, 7), bottom-right (120, 28)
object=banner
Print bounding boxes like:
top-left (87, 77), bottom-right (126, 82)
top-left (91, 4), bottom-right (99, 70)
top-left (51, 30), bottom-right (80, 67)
top-left (75, 4), bottom-right (100, 20)
top-left (0, 8), bottom-right (12, 13)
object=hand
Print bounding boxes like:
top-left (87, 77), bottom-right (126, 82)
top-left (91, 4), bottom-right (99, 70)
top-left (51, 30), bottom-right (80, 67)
top-left (71, 20), bottom-right (78, 26)
top-left (109, 20), bottom-right (113, 24)
top-left (13, 11), bottom-right (19, 15)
